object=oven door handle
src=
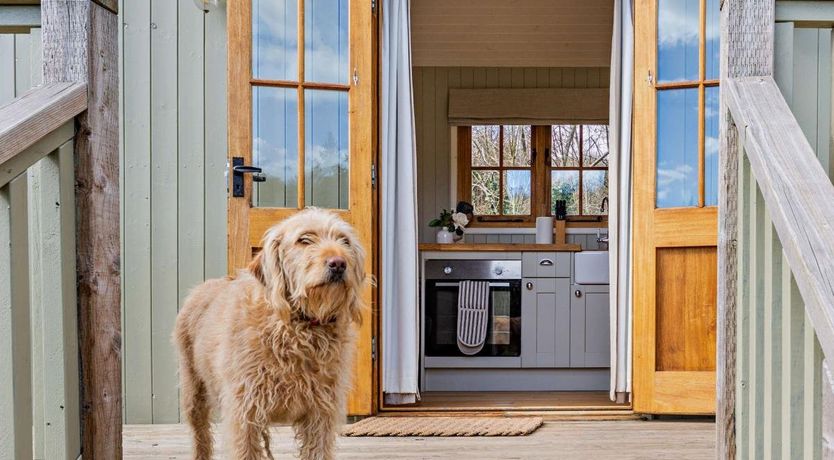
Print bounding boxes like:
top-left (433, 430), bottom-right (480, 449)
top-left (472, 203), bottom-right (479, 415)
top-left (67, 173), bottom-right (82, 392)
top-left (433, 282), bottom-right (512, 288)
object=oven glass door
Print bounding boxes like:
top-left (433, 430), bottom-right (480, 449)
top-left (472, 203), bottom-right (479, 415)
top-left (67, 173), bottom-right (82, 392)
top-left (425, 280), bottom-right (521, 357)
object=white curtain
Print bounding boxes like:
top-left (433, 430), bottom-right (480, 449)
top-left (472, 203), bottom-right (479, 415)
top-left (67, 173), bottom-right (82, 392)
top-left (381, 0), bottom-right (420, 405)
top-left (608, 0), bottom-right (634, 403)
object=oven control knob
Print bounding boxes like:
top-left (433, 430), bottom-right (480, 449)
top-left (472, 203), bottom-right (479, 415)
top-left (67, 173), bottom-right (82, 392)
top-left (443, 266), bottom-right (453, 275)
top-left (494, 266), bottom-right (503, 275)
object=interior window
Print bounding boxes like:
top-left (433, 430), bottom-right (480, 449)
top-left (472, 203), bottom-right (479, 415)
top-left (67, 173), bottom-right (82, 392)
top-left (469, 125), bottom-right (533, 217)
top-left (458, 124), bottom-right (609, 225)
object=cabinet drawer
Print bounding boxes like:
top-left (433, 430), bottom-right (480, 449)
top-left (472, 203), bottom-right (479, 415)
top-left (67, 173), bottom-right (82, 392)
top-left (522, 252), bottom-right (571, 278)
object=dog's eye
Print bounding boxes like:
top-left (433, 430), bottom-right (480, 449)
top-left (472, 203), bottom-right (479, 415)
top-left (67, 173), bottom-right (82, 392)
top-left (298, 237), bottom-right (313, 245)
top-left (339, 237), bottom-right (350, 247)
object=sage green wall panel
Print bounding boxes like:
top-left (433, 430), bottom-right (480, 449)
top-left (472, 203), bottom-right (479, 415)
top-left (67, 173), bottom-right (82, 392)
top-left (119, 0), bottom-right (228, 424)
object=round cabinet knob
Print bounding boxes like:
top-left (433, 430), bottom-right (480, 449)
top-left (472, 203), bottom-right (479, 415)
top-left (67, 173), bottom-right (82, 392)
top-left (443, 266), bottom-right (453, 275)
top-left (574, 289), bottom-right (582, 298)
top-left (526, 282), bottom-right (534, 290)
top-left (494, 266), bottom-right (503, 275)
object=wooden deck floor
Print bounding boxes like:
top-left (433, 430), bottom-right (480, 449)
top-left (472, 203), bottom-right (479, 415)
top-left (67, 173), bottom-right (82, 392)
top-left (124, 420), bottom-right (715, 459)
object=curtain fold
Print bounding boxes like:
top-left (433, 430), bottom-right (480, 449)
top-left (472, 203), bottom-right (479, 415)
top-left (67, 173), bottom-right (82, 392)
top-left (381, 0), bottom-right (420, 405)
top-left (608, 0), bottom-right (634, 402)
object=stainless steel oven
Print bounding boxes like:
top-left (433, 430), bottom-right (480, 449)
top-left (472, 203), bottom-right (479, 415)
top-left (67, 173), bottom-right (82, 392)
top-left (424, 260), bottom-right (522, 357)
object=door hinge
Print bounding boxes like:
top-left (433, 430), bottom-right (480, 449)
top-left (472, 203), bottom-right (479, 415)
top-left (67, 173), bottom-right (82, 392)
top-left (371, 336), bottom-right (377, 361)
top-left (371, 0), bottom-right (376, 14)
top-left (371, 162), bottom-right (377, 189)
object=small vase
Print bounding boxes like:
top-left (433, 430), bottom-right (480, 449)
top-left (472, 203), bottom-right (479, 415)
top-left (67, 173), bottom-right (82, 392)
top-left (436, 229), bottom-right (455, 244)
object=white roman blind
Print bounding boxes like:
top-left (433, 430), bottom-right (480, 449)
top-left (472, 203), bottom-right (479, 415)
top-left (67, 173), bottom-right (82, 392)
top-left (447, 88), bottom-right (609, 125)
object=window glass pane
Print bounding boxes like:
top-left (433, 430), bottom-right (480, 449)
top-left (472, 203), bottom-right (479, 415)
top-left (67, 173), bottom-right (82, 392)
top-left (583, 125), bottom-right (609, 167)
top-left (305, 0), bottom-right (349, 84)
top-left (551, 170), bottom-right (579, 216)
top-left (472, 170), bottom-right (500, 215)
top-left (305, 90), bottom-right (349, 209)
top-left (656, 88), bottom-right (699, 208)
top-left (503, 125), bottom-right (531, 167)
top-left (252, 0), bottom-right (298, 80)
top-left (253, 86), bottom-right (299, 207)
top-left (551, 125), bottom-right (579, 167)
top-left (472, 125), bottom-right (500, 167)
top-left (583, 170), bottom-right (609, 215)
top-left (705, 86), bottom-right (719, 206)
top-left (658, 0), bottom-right (699, 83)
top-left (706, 0), bottom-right (720, 80)
top-left (503, 170), bottom-right (531, 215)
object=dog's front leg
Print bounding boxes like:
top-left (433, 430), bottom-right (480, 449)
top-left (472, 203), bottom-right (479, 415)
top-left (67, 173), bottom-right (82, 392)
top-left (223, 404), bottom-right (267, 460)
top-left (294, 411), bottom-right (337, 460)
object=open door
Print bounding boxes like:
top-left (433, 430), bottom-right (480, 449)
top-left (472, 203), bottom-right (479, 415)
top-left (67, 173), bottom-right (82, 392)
top-left (227, 0), bottom-right (375, 415)
top-left (632, 0), bottom-right (719, 414)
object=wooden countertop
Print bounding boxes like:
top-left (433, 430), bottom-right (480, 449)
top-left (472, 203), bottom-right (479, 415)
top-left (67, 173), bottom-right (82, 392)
top-left (419, 243), bottom-right (582, 252)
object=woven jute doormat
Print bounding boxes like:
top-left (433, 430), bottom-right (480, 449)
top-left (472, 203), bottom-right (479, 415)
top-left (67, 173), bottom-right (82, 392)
top-left (341, 416), bottom-right (543, 437)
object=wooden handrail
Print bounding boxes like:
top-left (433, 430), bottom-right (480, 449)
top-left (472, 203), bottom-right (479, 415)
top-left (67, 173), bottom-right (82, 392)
top-left (0, 82), bottom-right (87, 168)
top-left (725, 75), bottom-right (834, 364)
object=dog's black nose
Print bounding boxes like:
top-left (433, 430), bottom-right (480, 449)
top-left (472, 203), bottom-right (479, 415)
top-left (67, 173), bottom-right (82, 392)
top-left (327, 256), bottom-right (347, 274)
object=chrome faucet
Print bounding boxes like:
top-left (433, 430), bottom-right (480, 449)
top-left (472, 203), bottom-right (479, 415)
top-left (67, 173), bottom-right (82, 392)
top-left (600, 196), bottom-right (609, 214)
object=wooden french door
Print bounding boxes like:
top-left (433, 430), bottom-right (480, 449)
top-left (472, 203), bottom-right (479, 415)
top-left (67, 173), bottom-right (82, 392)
top-left (633, 0), bottom-right (719, 414)
top-left (227, 0), bottom-right (375, 415)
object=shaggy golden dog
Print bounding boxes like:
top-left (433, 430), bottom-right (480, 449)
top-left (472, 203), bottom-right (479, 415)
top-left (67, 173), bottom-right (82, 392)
top-left (173, 208), bottom-right (366, 460)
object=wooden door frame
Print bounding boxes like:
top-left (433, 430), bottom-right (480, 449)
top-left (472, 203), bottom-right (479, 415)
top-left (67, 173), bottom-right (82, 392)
top-left (632, 0), bottom-right (718, 415)
top-left (226, 0), bottom-right (380, 416)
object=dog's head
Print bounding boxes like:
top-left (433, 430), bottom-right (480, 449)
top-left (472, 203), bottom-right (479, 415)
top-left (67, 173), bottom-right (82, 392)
top-left (249, 208), bottom-right (366, 325)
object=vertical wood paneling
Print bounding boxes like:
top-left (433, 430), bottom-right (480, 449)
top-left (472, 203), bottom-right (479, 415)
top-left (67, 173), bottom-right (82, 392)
top-left (816, 28), bottom-right (831, 178)
top-left (748, 177), bottom-right (765, 457)
top-left (203, 4), bottom-right (228, 279)
top-left (149, 0), bottom-right (180, 424)
top-left (120, 1), bottom-right (229, 423)
top-left (414, 66), bottom-right (609, 242)
top-left (0, 176), bottom-right (32, 460)
top-left (0, 35), bottom-right (14, 104)
top-left (122, 0), bottom-right (153, 424)
top-left (736, 154), bottom-right (751, 460)
top-left (14, 33), bottom-right (31, 96)
top-left (781, 258), bottom-right (805, 458)
top-left (762, 215), bottom-right (782, 457)
top-left (803, 315), bottom-right (823, 459)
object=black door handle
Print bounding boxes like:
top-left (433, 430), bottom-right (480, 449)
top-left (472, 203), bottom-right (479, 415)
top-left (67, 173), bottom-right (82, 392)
top-left (232, 157), bottom-right (266, 197)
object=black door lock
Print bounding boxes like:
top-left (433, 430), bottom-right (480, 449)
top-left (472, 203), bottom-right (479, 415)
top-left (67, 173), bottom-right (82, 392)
top-left (231, 156), bottom-right (266, 197)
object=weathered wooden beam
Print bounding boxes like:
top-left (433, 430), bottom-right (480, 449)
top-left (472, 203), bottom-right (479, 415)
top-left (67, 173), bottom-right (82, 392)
top-left (717, 1), bottom-right (774, 458)
top-left (42, 0), bottom-right (121, 458)
top-left (725, 76), bottom-right (834, 374)
top-left (0, 82), bottom-right (86, 170)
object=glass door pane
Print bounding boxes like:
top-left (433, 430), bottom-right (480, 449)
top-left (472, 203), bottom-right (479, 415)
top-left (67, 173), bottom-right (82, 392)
top-left (657, 0), bottom-right (700, 83)
top-left (305, 0), bottom-right (349, 84)
top-left (252, 0), bottom-right (298, 80)
top-left (305, 90), bottom-right (349, 209)
top-left (656, 88), bottom-right (699, 208)
top-left (252, 86), bottom-right (299, 207)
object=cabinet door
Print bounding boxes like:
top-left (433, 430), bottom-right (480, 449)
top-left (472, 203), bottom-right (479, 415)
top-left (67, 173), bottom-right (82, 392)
top-left (521, 278), bottom-right (570, 367)
top-left (570, 284), bottom-right (610, 367)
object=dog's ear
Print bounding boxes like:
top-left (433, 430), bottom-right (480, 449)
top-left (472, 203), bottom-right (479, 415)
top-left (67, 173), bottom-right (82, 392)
top-left (348, 243), bottom-right (367, 325)
top-left (259, 230), bottom-right (292, 322)
top-left (247, 252), bottom-right (266, 286)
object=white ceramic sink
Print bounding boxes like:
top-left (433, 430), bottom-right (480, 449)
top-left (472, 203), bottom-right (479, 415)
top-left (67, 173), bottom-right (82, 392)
top-left (574, 251), bottom-right (610, 284)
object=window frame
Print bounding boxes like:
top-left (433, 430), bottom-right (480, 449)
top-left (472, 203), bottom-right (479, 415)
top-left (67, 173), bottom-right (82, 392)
top-left (457, 124), bottom-right (609, 227)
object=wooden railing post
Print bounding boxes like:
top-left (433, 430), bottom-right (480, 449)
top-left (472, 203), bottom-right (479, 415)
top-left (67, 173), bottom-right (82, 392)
top-left (42, 0), bottom-right (121, 457)
top-left (718, 0), bottom-right (775, 458)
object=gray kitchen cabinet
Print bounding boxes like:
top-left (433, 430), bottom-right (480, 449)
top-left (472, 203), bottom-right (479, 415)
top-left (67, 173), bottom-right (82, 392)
top-left (570, 284), bottom-right (610, 367)
top-left (521, 277), bottom-right (571, 367)
top-left (522, 252), bottom-right (571, 278)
